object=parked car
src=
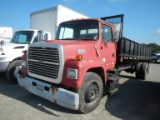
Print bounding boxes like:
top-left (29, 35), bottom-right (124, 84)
top-left (151, 53), bottom-right (160, 62)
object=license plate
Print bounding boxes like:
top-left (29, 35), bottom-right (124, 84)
top-left (37, 84), bottom-right (43, 91)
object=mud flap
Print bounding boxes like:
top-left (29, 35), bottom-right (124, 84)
top-left (107, 73), bottom-right (120, 94)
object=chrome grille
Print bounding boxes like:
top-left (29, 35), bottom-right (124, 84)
top-left (28, 46), bottom-right (59, 79)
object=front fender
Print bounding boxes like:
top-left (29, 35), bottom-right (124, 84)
top-left (61, 59), bottom-right (106, 89)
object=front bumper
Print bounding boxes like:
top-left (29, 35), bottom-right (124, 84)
top-left (16, 73), bottom-right (79, 110)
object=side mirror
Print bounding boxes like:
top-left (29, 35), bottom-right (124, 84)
top-left (113, 23), bottom-right (122, 42)
top-left (113, 31), bottom-right (119, 42)
top-left (0, 40), bottom-right (5, 45)
top-left (38, 30), bottom-right (48, 42)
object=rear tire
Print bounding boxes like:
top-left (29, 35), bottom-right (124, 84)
top-left (135, 62), bottom-right (142, 79)
top-left (141, 63), bottom-right (149, 80)
top-left (6, 60), bottom-right (23, 83)
top-left (78, 72), bottom-right (103, 113)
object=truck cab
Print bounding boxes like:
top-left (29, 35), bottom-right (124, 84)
top-left (0, 29), bottom-right (51, 83)
top-left (55, 18), bottom-right (118, 70)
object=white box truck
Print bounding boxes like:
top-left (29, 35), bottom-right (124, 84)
top-left (0, 4), bottom-right (88, 83)
top-left (30, 4), bottom-right (88, 39)
top-left (0, 27), bottom-right (13, 43)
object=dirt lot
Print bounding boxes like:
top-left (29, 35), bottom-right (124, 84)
top-left (0, 63), bottom-right (160, 120)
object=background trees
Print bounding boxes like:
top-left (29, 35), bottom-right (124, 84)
top-left (142, 43), bottom-right (160, 53)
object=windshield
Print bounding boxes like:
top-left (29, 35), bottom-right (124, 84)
top-left (10, 31), bottom-right (34, 44)
top-left (56, 20), bottom-right (99, 41)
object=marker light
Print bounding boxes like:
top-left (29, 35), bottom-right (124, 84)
top-left (76, 55), bottom-right (83, 60)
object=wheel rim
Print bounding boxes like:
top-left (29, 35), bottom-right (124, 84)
top-left (84, 82), bottom-right (99, 103)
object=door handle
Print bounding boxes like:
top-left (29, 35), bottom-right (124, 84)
top-left (112, 53), bottom-right (114, 57)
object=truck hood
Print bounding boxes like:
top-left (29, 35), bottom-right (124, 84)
top-left (46, 39), bottom-right (96, 45)
top-left (0, 43), bottom-right (28, 53)
top-left (39, 40), bottom-right (101, 60)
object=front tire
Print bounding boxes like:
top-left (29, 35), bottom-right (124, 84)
top-left (6, 60), bottom-right (23, 83)
top-left (78, 72), bottom-right (103, 113)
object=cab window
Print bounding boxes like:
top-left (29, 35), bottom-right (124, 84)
top-left (102, 25), bottom-right (112, 42)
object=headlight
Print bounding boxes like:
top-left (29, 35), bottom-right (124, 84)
top-left (67, 68), bottom-right (78, 79)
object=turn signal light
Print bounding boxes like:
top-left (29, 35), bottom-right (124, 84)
top-left (76, 55), bottom-right (83, 60)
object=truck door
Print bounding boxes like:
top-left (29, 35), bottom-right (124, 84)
top-left (101, 24), bottom-right (116, 70)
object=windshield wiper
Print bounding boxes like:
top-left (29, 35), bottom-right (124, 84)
top-left (58, 38), bottom-right (76, 40)
top-left (78, 38), bottom-right (93, 40)
top-left (57, 38), bottom-right (95, 41)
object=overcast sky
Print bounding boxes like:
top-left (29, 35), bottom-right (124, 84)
top-left (0, 0), bottom-right (160, 44)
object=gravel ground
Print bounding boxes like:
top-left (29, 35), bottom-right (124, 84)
top-left (0, 63), bottom-right (160, 120)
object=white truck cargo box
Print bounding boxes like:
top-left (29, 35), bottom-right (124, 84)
top-left (30, 5), bottom-right (88, 39)
top-left (0, 27), bottom-right (13, 43)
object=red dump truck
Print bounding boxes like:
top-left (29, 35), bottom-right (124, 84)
top-left (16, 14), bottom-right (151, 113)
